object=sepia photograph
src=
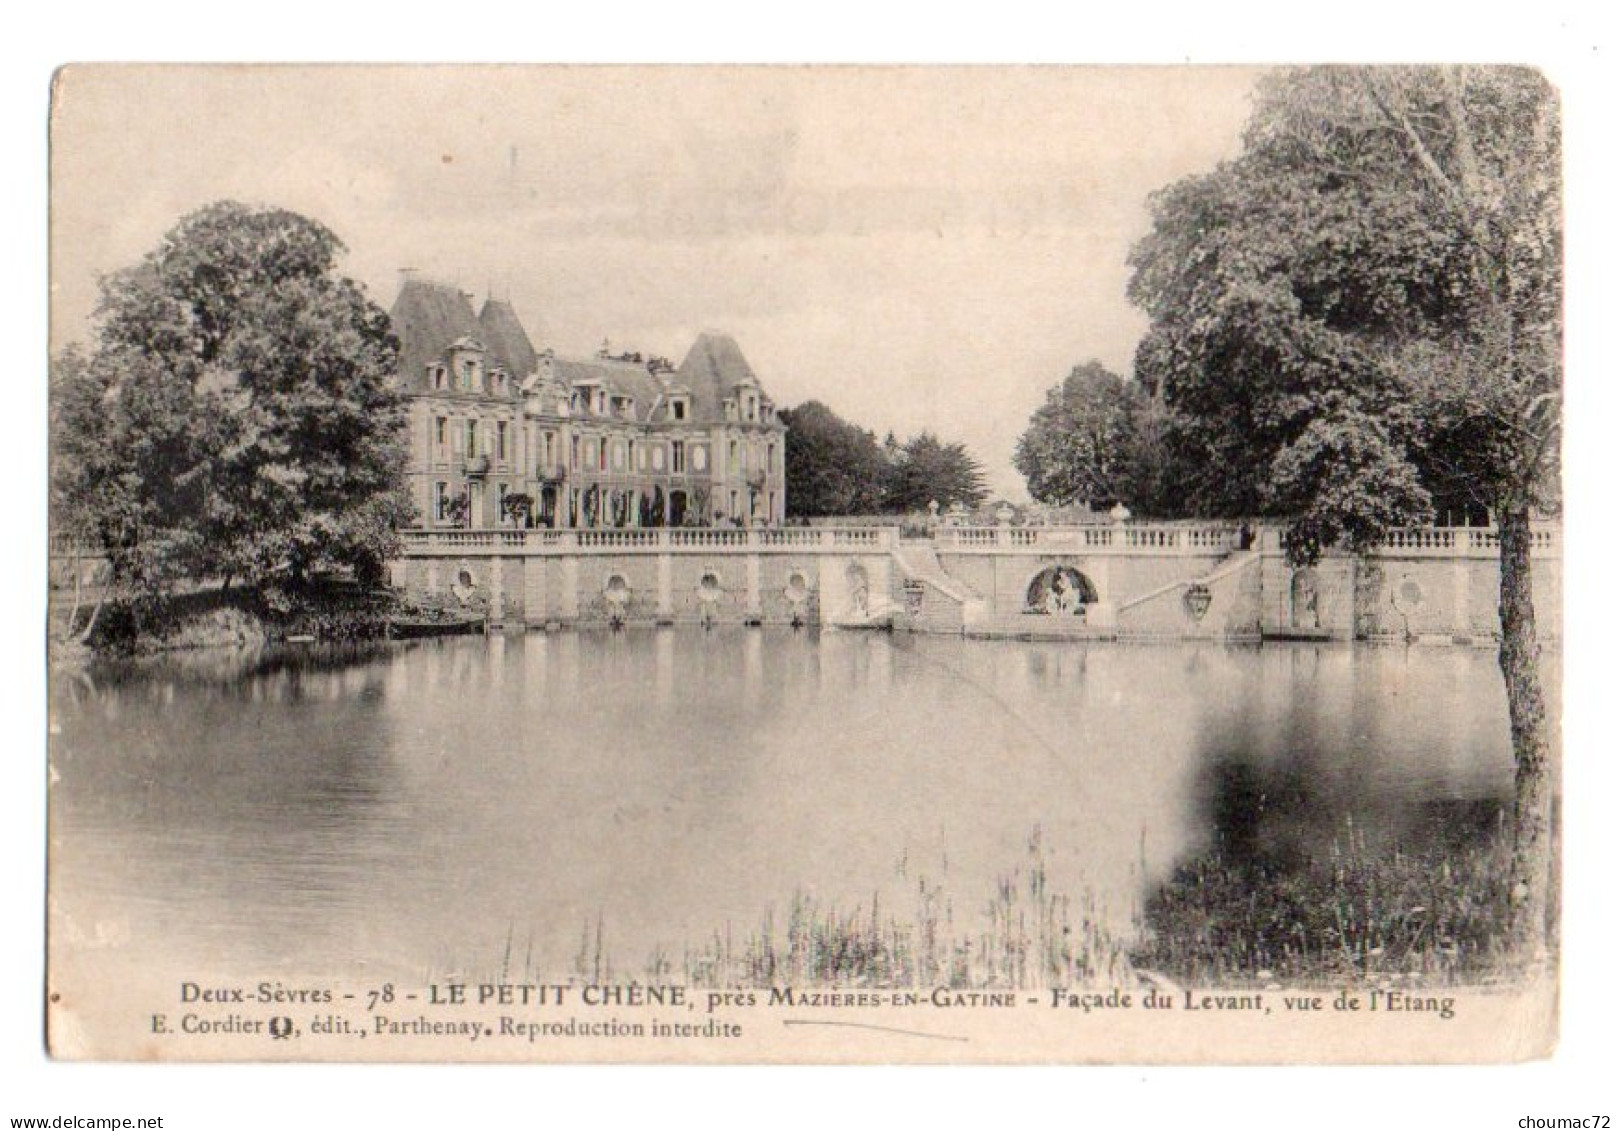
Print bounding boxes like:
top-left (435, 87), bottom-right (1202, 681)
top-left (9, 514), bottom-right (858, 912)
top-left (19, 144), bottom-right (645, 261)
top-left (34, 49), bottom-right (1595, 1099)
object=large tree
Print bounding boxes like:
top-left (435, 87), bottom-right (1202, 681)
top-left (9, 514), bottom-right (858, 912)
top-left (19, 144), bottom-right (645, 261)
top-left (883, 431), bottom-right (988, 512)
top-left (1014, 360), bottom-right (1165, 513)
top-left (1129, 67), bottom-right (1560, 953)
top-left (780, 401), bottom-right (890, 517)
top-left (53, 201), bottom-right (413, 598)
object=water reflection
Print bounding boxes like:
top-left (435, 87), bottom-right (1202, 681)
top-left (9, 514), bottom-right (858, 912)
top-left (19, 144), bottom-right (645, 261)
top-left (49, 632), bottom-right (1550, 989)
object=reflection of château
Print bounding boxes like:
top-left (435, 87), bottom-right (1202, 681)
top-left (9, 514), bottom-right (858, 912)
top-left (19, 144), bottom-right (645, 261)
top-left (392, 279), bottom-right (787, 530)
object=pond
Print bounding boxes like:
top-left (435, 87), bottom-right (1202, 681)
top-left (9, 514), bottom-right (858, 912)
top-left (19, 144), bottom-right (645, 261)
top-left (48, 630), bottom-right (1554, 999)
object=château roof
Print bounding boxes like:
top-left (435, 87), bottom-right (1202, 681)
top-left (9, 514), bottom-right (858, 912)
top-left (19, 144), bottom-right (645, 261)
top-left (390, 282), bottom-right (779, 426)
top-left (676, 332), bottom-right (764, 421)
top-left (546, 357), bottom-right (668, 423)
top-left (390, 279), bottom-right (482, 392)
top-left (478, 298), bottom-right (539, 379)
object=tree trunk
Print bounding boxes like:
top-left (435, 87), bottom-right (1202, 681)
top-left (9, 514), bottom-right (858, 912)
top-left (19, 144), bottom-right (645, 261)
top-left (1497, 505), bottom-right (1554, 958)
top-left (63, 550), bottom-right (84, 640)
top-left (72, 580), bottom-right (108, 646)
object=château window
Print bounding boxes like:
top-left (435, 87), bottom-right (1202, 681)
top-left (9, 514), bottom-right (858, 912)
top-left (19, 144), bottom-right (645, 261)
top-left (434, 417), bottom-right (448, 459)
top-left (671, 400), bottom-right (686, 421)
top-left (672, 441), bottom-right (686, 473)
top-left (433, 482), bottom-right (449, 521)
top-left (464, 420), bottom-right (478, 458)
top-left (496, 421), bottom-right (508, 462)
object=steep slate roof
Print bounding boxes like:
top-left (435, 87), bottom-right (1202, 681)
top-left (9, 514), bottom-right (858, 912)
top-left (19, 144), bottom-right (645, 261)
top-left (675, 332), bottom-right (764, 422)
top-left (390, 280), bottom-right (483, 392)
top-left (392, 282), bottom-right (779, 427)
top-left (547, 357), bottom-right (668, 423)
top-left (478, 298), bottom-right (539, 379)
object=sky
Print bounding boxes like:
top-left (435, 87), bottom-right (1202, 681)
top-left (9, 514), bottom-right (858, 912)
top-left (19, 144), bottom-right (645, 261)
top-left (50, 65), bottom-right (1260, 499)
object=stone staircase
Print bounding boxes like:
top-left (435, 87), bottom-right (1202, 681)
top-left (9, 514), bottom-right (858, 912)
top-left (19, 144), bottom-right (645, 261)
top-left (891, 541), bottom-right (988, 627)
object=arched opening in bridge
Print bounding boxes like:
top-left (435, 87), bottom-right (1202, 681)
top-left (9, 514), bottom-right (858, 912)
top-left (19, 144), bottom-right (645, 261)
top-left (1024, 566), bottom-right (1097, 618)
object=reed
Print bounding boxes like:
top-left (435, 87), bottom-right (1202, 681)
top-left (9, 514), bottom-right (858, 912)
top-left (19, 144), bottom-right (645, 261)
top-left (679, 828), bottom-right (1137, 990)
top-left (1134, 819), bottom-right (1530, 987)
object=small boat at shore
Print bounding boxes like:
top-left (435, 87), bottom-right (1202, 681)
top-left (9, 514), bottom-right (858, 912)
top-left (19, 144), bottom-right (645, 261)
top-left (386, 613), bottom-right (487, 640)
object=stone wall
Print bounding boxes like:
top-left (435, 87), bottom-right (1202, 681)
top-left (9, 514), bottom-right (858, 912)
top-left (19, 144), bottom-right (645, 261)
top-left (402, 549), bottom-right (855, 627)
top-left (396, 535), bottom-right (1560, 641)
top-left (1114, 554), bottom-right (1264, 639)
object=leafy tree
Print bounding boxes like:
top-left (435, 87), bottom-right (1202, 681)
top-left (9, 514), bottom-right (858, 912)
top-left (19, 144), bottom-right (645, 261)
top-left (503, 491), bottom-right (535, 529)
top-left (883, 432), bottom-right (988, 512)
top-left (1129, 66), bottom-right (1559, 951)
top-left (781, 401), bottom-right (890, 516)
top-left (443, 490), bottom-right (471, 528)
top-left (1014, 360), bottom-right (1161, 512)
top-left (54, 201), bottom-right (413, 597)
top-left (49, 347), bottom-right (113, 640)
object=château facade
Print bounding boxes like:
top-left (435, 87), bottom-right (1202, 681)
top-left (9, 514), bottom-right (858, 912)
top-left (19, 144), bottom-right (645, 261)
top-left (391, 279), bottom-right (787, 529)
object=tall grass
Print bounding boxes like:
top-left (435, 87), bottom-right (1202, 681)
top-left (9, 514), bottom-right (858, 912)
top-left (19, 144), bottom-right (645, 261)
top-left (670, 829), bottom-right (1135, 990)
top-left (434, 824), bottom-right (1536, 993)
top-left (1134, 819), bottom-right (1529, 987)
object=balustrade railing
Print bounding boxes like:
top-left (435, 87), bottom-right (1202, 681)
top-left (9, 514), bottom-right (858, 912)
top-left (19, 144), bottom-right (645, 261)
top-left (399, 522), bottom-right (1557, 558)
top-left (1375, 525), bottom-right (1559, 557)
top-left (936, 524), bottom-right (1239, 552)
top-left (400, 525), bottom-right (897, 554)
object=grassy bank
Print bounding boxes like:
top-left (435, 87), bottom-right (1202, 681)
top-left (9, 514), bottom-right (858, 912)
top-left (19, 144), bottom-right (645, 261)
top-left (1133, 823), bottom-right (1534, 987)
top-left (56, 578), bottom-right (405, 656)
top-left (669, 844), bottom-right (1136, 991)
top-left (445, 825), bottom-right (1538, 993)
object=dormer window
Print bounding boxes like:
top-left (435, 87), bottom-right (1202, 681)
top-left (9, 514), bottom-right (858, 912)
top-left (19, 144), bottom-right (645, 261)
top-left (671, 399), bottom-right (687, 421)
top-left (461, 359), bottom-right (477, 391)
top-left (594, 390), bottom-right (606, 416)
top-left (430, 364), bottom-right (448, 391)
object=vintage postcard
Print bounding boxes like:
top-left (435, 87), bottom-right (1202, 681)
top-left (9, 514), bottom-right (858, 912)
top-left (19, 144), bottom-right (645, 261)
top-left (46, 64), bottom-right (1562, 1064)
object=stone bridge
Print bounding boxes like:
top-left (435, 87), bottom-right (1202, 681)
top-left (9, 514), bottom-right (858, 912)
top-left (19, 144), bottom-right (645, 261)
top-left (393, 522), bottom-right (1561, 642)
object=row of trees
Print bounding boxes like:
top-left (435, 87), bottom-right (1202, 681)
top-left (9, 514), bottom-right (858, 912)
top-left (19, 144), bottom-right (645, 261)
top-left (1015, 66), bottom-right (1559, 953)
top-left (781, 401), bottom-right (988, 517)
top-left (51, 202), bottom-right (414, 636)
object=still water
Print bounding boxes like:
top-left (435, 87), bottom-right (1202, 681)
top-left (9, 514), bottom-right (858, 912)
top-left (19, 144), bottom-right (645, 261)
top-left (49, 630), bottom-right (1554, 989)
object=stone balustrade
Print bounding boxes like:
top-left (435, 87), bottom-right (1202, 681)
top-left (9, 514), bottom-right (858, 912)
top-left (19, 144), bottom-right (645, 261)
top-left (1369, 525), bottom-right (1560, 557)
top-left (935, 524), bottom-right (1240, 553)
top-left (399, 522), bottom-right (1561, 559)
top-left (399, 526), bottom-right (899, 555)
